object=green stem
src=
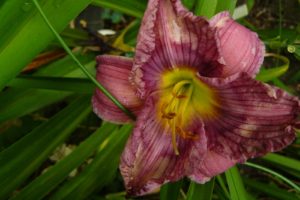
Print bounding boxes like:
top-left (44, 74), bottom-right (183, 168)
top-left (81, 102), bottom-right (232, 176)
top-left (245, 162), bottom-right (300, 193)
top-left (32, 0), bottom-right (135, 120)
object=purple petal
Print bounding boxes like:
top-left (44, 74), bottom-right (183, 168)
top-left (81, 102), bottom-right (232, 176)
top-left (199, 73), bottom-right (299, 162)
top-left (184, 118), bottom-right (236, 183)
top-left (92, 55), bottom-right (143, 124)
top-left (188, 151), bottom-right (236, 183)
top-left (131, 0), bottom-right (218, 97)
top-left (120, 96), bottom-right (200, 196)
top-left (209, 12), bottom-right (265, 77)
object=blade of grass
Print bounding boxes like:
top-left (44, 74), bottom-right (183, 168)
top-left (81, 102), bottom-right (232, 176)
top-left (0, 96), bottom-right (91, 199)
top-left (0, 54), bottom-right (95, 123)
top-left (123, 19), bottom-right (140, 47)
top-left (32, 0), bottom-right (135, 120)
top-left (0, 116), bottom-right (42, 151)
top-left (0, 88), bottom-right (71, 123)
top-left (256, 53), bottom-right (289, 82)
top-left (34, 52), bottom-right (95, 77)
top-left (214, 184), bottom-right (229, 200)
top-left (262, 153), bottom-right (300, 172)
top-left (216, 175), bottom-right (230, 199)
top-left (271, 78), bottom-right (295, 94)
top-left (113, 20), bottom-right (139, 52)
top-left (12, 122), bottom-right (118, 200)
top-left (92, 0), bottom-right (147, 18)
top-left (244, 162), bottom-right (300, 193)
top-left (225, 166), bottom-right (248, 200)
top-left (215, 0), bottom-right (237, 15)
top-left (244, 178), bottom-right (300, 200)
top-left (160, 180), bottom-right (183, 200)
top-left (194, 0), bottom-right (218, 18)
top-left (186, 179), bottom-right (215, 200)
top-left (8, 76), bottom-right (94, 93)
top-left (0, 0), bottom-right (92, 91)
top-left (182, 0), bottom-right (197, 10)
top-left (274, 165), bottom-right (300, 179)
top-left (50, 125), bottom-right (133, 200)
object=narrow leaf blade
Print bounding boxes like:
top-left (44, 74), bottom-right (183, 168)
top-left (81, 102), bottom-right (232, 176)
top-left (0, 96), bottom-right (91, 199)
top-left (187, 179), bottom-right (215, 200)
top-left (225, 166), bottom-right (248, 200)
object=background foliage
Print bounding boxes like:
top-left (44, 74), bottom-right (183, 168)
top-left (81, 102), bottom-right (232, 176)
top-left (0, 0), bottom-right (300, 199)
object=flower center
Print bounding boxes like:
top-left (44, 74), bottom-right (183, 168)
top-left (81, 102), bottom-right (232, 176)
top-left (158, 68), bottom-right (218, 155)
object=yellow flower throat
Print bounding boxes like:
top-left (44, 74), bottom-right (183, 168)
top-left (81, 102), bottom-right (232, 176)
top-left (158, 68), bottom-right (218, 155)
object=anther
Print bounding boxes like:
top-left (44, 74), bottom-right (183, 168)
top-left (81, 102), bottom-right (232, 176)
top-left (162, 112), bottom-right (176, 119)
top-left (172, 92), bottom-right (187, 99)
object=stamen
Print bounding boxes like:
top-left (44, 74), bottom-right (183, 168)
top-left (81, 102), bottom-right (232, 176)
top-left (162, 112), bottom-right (176, 119)
top-left (171, 120), bottom-right (179, 155)
top-left (159, 68), bottom-right (217, 156)
top-left (160, 80), bottom-right (196, 155)
top-left (172, 92), bottom-right (186, 99)
top-left (172, 80), bottom-right (191, 96)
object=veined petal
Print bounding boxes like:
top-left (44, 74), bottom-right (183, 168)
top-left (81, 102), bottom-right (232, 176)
top-left (210, 12), bottom-right (265, 77)
top-left (120, 96), bottom-right (201, 196)
top-left (131, 0), bottom-right (218, 97)
top-left (92, 55), bottom-right (143, 124)
top-left (199, 73), bottom-right (299, 162)
top-left (188, 151), bottom-right (236, 183)
top-left (183, 118), bottom-right (236, 183)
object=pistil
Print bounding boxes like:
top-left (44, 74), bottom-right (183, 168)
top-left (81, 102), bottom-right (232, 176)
top-left (161, 80), bottom-right (194, 155)
top-left (159, 68), bottom-right (218, 155)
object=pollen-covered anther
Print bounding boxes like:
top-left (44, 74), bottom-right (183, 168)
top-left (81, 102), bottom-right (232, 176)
top-left (172, 92), bottom-right (187, 99)
top-left (162, 112), bottom-right (177, 119)
top-left (176, 126), bottom-right (198, 139)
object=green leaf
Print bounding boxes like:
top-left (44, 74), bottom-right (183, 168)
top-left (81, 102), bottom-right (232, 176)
top-left (225, 166), bottom-right (248, 200)
top-left (92, 0), bottom-right (147, 18)
top-left (186, 179), bottom-right (215, 200)
top-left (244, 178), bottom-right (300, 200)
top-left (215, 0), bottom-right (237, 15)
top-left (0, 116), bottom-right (42, 151)
top-left (0, 88), bottom-right (71, 123)
top-left (262, 153), bottom-right (300, 172)
top-left (8, 76), bottom-right (94, 93)
top-left (256, 54), bottom-right (289, 82)
top-left (216, 175), bottom-right (230, 199)
top-left (246, 0), bottom-right (255, 12)
top-left (182, 0), bottom-right (197, 10)
top-left (123, 19), bottom-right (140, 47)
top-left (32, 0), bottom-right (134, 120)
top-left (12, 122), bottom-right (118, 200)
top-left (0, 0), bottom-right (92, 91)
top-left (34, 52), bottom-right (95, 77)
top-left (194, 0), bottom-right (218, 18)
top-left (0, 96), bottom-right (91, 199)
top-left (50, 125), bottom-right (133, 200)
top-left (244, 162), bottom-right (300, 193)
top-left (0, 54), bottom-right (95, 123)
top-left (113, 20), bottom-right (139, 52)
top-left (160, 180), bottom-right (183, 200)
top-left (271, 78), bottom-right (294, 94)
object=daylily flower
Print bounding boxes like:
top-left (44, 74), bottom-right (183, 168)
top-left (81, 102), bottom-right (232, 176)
top-left (92, 0), bottom-right (300, 196)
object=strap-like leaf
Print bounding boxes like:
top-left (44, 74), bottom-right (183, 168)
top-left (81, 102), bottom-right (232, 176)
top-left (160, 180), bottom-right (183, 200)
top-left (0, 0), bottom-right (92, 90)
top-left (0, 96), bottom-right (91, 199)
top-left (186, 179), bottom-right (215, 200)
top-left (50, 125), bottom-right (133, 200)
top-left (12, 123), bottom-right (118, 200)
top-left (225, 166), bottom-right (248, 200)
